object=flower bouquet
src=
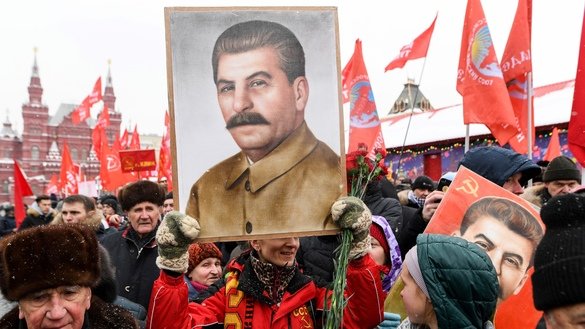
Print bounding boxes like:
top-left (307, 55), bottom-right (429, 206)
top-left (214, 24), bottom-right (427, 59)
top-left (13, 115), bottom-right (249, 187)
top-left (325, 148), bottom-right (388, 329)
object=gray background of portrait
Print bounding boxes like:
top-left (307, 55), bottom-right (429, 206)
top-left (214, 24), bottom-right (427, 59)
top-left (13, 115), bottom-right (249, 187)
top-left (167, 8), bottom-right (342, 211)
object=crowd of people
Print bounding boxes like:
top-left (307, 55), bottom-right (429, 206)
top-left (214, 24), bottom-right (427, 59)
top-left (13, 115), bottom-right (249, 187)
top-left (0, 16), bottom-right (583, 329)
top-left (0, 147), bottom-right (580, 328)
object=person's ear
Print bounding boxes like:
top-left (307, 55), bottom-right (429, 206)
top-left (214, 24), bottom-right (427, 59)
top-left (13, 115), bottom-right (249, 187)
top-left (18, 305), bottom-right (24, 319)
top-left (293, 77), bottom-right (309, 112)
top-left (512, 272), bottom-right (529, 296)
top-left (250, 240), bottom-right (260, 252)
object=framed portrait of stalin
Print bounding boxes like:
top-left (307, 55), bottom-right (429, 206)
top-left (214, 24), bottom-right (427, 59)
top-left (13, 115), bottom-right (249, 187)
top-left (165, 7), bottom-right (345, 241)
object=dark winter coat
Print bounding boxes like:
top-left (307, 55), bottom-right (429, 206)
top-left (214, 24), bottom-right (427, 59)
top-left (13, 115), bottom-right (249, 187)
top-left (0, 216), bottom-right (15, 237)
top-left (396, 206), bottom-right (427, 259)
top-left (364, 181), bottom-right (403, 236)
top-left (101, 224), bottom-right (160, 310)
top-left (147, 251), bottom-right (385, 329)
top-left (296, 235), bottom-right (339, 286)
top-left (0, 296), bottom-right (138, 329)
top-left (18, 206), bottom-right (56, 231)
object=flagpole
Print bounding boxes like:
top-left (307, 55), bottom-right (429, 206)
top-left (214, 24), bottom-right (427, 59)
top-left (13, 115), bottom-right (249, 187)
top-left (397, 58), bottom-right (429, 172)
top-left (465, 125), bottom-right (470, 152)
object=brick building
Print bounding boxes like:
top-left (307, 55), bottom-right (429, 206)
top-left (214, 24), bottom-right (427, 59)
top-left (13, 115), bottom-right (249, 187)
top-left (0, 54), bottom-right (122, 203)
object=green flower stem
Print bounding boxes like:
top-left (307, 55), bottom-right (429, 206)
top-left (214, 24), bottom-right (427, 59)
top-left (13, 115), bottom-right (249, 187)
top-left (325, 229), bottom-right (353, 329)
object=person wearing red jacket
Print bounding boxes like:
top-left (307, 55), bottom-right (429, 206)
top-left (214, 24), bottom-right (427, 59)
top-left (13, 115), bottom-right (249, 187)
top-left (146, 197), bottom-right (385, 329)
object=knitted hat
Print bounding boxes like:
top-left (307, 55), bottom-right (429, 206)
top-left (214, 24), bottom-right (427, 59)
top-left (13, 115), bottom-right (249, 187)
top-left (542, 156), bottom-right (581, 183)
top-left (118, 180), bottom-right (165, 211)
top-left (411, 175), bottom-right (435, 191)
top-left (0, 225), bottom-right (100, 301)
top-left (370, 221), bottom-right (390, 261)
top-left (101, 196), bottom-right (119, 211)
top-left (187, 243), bottom-right (223, 274)
top-left (532, 194), bottom-right (585, 311)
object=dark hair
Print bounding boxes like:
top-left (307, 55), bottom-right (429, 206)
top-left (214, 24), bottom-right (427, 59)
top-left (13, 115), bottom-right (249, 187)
top-left (35, 195), bottom-right (50, 203)
top-left (165, 191), bottom-right (173, 200)
top-left (460, 197), bottom-right (543, 266)
top-left (62, 195), bottom-right (96, 212)
top-left (212, 20), bottom-right (305, 84)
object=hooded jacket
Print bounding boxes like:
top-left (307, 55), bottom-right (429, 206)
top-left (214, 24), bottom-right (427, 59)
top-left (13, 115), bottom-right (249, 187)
top-left (459, 146), bottom-right (541, 187)
top-left (18, 203), bottom-right (56, 231)
top-left (417, 234), bottom-right (498, 329)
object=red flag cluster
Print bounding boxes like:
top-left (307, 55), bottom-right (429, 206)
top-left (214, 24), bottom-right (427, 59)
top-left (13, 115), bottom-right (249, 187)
top-left (59, 143), bottom-right (79, 196)
top-left (569, 6), bottom-right (585, 166)
top-left (158, 111), bottom-right (173, 191)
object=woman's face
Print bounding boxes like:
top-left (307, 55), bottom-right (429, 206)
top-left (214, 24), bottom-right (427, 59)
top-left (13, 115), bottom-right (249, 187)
top-left (369, 236), bottom-right (387, 266)
top-left (400, 266), bottom-right (433, 325)
top-left (252, 237), bottom-right (299, 267)
top-left (102, 204), bottom-right (116, 216)
top-left (188, 257), bottom-right (222, 286)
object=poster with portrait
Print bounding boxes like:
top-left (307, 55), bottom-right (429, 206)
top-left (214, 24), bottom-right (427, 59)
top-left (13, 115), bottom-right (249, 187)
top-left (165, 7), bottom-right (344, 241)
top-left (385, 166), bottom-right (545, 328)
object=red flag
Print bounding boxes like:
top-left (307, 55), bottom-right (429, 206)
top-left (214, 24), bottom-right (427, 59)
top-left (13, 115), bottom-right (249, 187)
top-left (45, 174), bottom-right (59, 195)
top-left (569, 8), bottom-right (585, 166)
top-left (129, 124), bottom-right (141, 150)
top-left (13, 161), bottom-right (34, 228)
top-left (344, 40), bottom-right (385, 158)
top-left (457, 0), bottom-right (517, 146)
top-left (543, 127), bottom-right (561, 161)
top-left (92, 125), bottom-right (107, 161)
top-left (59, 143), bottom-right (78, 196)
top-left (120, 128), bottom-right (129, 150)
top-left (100, 141), bottom-right (137, 191)
top-left (96, 105), bottom-right (110, 128)
top-left (158, 111), bottom-right (173, 191)
top-left (385, 15), bottom-right (437, 71)
top-left (87, 77), bottom-right (103, 106)
top-left (71, 96), bottom-right (91, 124)
top-left (501, 0), bottom-right (533, 154)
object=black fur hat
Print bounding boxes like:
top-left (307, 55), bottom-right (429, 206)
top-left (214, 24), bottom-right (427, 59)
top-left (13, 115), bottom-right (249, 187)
top-left (0, 225), bottom-right (100, 301)
top-left (118, 180), bottom-right (165, 211)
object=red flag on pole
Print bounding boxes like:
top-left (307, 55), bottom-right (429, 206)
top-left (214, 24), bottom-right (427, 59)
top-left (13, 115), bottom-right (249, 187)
top-left (100, 141), bottom-right (137, 191)
top-left (543, 127), bottom-right (561, 161)
top-left (385, 15), bottom-right (437, 71)
top-left (120, 128), bottom-right (129, 150)
top-left (87, 77), bottom-right (102, 106)
top-left (45, 174), bottom-right (59, 195)
top-left (569, 7), bottom-right (585, 166)
top-left (71, 96), bottom-right (91, 124)
top-left (344, 40), bottom-right (385, 158)
top-left (13, 160), bottom-right (34, 228)
top-left (92, 125), bottom-right (107, 162)
top-left (129, 124), bottom-right (141, 150)
top-left (158, 111), bottom-right (173, 191)
top-left (501, 0), bottom-right (533, 154)
top-left (96, 105), bottom-right (110, 128)
top-left (456, 0), bottom-right (517, 146)
top-left (59, 143), bottom-right (78, 196)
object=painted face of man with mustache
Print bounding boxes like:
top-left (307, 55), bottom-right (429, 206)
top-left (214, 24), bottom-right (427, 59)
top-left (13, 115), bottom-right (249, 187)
top-left (216, 47), bottom-right (309, 163)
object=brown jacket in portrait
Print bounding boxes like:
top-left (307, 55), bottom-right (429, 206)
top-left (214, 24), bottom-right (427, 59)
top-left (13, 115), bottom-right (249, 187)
top-left (187, 122), bottom-right (342, 240)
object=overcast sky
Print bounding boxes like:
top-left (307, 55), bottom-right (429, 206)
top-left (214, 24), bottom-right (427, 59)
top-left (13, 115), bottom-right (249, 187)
top-left (0, 0), bottom-right (583, 136)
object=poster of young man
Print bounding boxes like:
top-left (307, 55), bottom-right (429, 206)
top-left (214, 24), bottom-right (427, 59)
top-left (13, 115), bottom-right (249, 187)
top-left (385, 166), bottom-right (545, 329)
top-left (165, 7), bottom-right (344, 241)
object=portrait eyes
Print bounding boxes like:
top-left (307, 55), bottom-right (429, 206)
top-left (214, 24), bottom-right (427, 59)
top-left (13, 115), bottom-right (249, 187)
top-left (218, 84), bottom-right (234, 93)
top-left (473, 239), bottom-right (492, 251)
top-left (249, 79), bottom-right (267, 88)
top-left (504, 256), bottom-right (521, 269)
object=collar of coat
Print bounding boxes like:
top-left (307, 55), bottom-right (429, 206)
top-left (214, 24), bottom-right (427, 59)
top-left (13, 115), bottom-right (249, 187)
top-left (225, 121), bottom-right (319, 192)
top-left (226, 251), bottom-right (313, 306)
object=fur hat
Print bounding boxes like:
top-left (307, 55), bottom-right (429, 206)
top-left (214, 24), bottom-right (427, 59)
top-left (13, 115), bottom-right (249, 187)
top-left (542, 155), bottom-right (581, 183)
top-left (118, 180), bottom-right (165, 211)
top-left (187, 243), bottom-right (222, 274)
top-left (0, 224), bottom-right (100, 301)
top-left (411, 175), bottom-right (435, 191)
top-left (532, 194), bottom-right (585, 311)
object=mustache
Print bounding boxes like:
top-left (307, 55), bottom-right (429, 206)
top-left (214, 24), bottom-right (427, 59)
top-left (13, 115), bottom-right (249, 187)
top-left (225, 112), bottom-right (270, 129)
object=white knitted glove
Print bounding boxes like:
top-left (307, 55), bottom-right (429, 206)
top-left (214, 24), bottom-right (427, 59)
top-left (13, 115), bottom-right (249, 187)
top-left (331, 196), bottom-right (372, 259)
top-left (156, 211), bottom-right (200, 273)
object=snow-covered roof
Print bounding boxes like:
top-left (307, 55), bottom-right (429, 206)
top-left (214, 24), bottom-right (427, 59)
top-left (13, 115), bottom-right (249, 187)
top-left (49, 103), bottom-right (96, 127)
top-left (381, 80), bottom-right (575, 148)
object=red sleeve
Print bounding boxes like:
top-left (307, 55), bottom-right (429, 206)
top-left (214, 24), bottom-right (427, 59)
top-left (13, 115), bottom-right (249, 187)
top-left (146, 271), bottom-right (227, 329)
top-left (343, 254), bottom-right (386, 329)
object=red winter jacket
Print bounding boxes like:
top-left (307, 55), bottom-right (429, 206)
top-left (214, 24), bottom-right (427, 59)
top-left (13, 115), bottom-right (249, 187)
top-left (146, 252), bottom-right (385, 329)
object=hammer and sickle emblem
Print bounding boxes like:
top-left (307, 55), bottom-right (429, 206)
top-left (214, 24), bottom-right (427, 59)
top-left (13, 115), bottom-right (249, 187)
top-left (454, 176), bottom-right (479, 197)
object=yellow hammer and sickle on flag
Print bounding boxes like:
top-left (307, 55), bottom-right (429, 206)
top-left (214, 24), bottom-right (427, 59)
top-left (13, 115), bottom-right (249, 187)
top-left (455, 176), bottom-right (479, 197)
